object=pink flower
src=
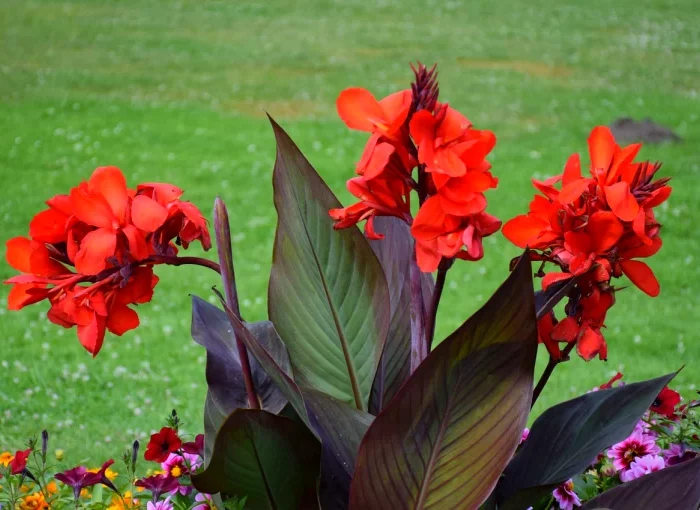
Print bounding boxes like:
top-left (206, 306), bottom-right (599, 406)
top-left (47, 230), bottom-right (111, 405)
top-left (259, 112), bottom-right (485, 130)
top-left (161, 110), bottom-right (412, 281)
top-left (519, 428), bottom-right (530, 445)
top-left (552, 479), bottom-right (581, 510)
top-left (194, 493), bottom-right (216, 510)
top-left (607, 430), bottom-right (660, 472)
top-left (619, 454), bottom-right (665, 482)
top-left (146, 496), bottom-right (174, 510)
top-left (161, 452), bottom-right (200, 496)
top-left (663, 443), bottom-right (697, 466)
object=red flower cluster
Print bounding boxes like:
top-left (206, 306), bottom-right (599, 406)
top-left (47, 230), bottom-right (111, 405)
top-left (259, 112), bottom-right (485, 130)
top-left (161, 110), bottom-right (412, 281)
top-left (503, 127), bottom-right (671, 360)
top-left (144, 427), bottom-right (182, 463)
top-left (4, 167), bottom-right (211, 356)
top-left (330, 64), bottom-right (500, 272)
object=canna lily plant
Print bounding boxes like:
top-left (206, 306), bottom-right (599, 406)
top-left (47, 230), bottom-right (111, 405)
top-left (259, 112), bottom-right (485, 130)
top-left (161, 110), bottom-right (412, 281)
top-left (4, 63), bottom-right (700, 510)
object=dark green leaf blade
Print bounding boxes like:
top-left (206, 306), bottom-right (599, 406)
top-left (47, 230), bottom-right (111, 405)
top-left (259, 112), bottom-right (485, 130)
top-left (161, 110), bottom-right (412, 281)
top-left (267, 117), bottom-right (390, 410)
top-left (191, 409), bottom-right (321, 510)
top-left (367, 217), bottom-right (434, 414)
top-left (349, 253), bottom-right (538, 509)
top-left (581, 457), bottom-right (700, 510)
top-left (498, 371), bottom-right (677, 503)
top-left (219, 297), bottom-right (373, 509)
top-left (191, 296), bottom-right (291, 462)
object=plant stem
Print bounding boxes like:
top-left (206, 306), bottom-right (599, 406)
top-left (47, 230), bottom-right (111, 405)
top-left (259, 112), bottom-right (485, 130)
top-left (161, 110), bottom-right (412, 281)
top-left (409, 251), bottom-right (428, 374)
top-left (148, 255), bottom-right (221, 274)
top-left (531, 342), bottom-right (576, 408)
top-left (425, 267), bottom-right (447, 351)
top-left (214, 198), bottom-right (260, 410)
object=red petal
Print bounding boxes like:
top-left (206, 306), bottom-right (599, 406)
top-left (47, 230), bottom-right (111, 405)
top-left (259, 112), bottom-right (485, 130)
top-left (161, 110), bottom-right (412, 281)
top-left (562, 153), bottom-right (582, 186)
top-left (460, 129), bottom-right (496, 167)
top-left (588, 211), bottom-right (624, 253)
top-left (632, 208), bottom-right (652, 245)
top-left (551, 316), bottom-right (579, 342)
top-left (436, 106), bottom-right (471, 143)
top-left (5, 237), bottom-right (32, 273)
top-left (7, 283), bottom-right (48, 310)
top-left (502, 214), bottom-right (549, 249)
top-left (378, 90), bottom-right (411, 134)
top-left (29, 241), bottom-right (66, 277)
top-left (564, 231), bottom-right (593, 255)
top-left (415, 239), bottom-right (441, 273)
top-left (131, 195), bottom-right (168, 232)
top-left (588, 126), bottom-right (616, 176)
top-left (77, 314), bottom-right (107, 356)
top-left (608, 143), bottom-right (641, 184)
top-left (70, 182), bottom-right (115, 229)
top-left (411, 196), bottom-right (449, 240)
top-left (577, 326), bottom-right (606, 361)
top-left (360, 142), bottom-right (394, 180)
top-left (604, 182), bottom-right (640, 221)
top-left (409, 110), bottom-right (437, 146)
top-left (107, 304), bottom-right (140, 335)
top-left (558, 178), bottom-right (593, 204)
top-left (619, 236), bottom-right (662, 259)
top-left (88, 167), bottom-right (129, 224)
top-left (137, 183), bottom-right (184, 204)
top-left (74, 228), bottom-right (117, 275)
top-left (620, 260), bottom-right (660, 297)
top-left (336, 88), bottom-right (385, 132)
top-left (123, 224), bottom-right (151, 261)
top-left (644, 186), bottom-right (672, 208)
top-left (29, 208), bottom-right (69, 243)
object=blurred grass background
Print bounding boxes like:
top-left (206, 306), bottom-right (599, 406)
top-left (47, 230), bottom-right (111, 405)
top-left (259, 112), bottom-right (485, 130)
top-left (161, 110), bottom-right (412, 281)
top-left (1, 0), bottom-right (699, 464)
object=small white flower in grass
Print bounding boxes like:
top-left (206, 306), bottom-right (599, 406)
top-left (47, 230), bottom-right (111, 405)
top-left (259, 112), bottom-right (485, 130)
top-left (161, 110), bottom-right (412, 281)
top-left (633, 335), bottom-right (642, 344)
top-left (162, 325), bottom-right (173, 335)
top-left (134, 408), bottom-right (143, 416)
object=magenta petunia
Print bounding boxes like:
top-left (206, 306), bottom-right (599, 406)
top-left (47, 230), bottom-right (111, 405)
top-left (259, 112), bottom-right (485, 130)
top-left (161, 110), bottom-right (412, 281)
top-left (552, 479), bottom-right (581, 510)
top-left (662, 443), bottom-right (698, 466)
top-left (619, 454), bottom-right (665, 482)
top-left (607, 430), bottom-right (660, 472)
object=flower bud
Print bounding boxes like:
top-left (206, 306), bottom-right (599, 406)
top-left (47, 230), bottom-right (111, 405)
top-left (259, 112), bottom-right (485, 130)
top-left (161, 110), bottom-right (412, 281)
top-left (54, 449), bottom-right (64, 461)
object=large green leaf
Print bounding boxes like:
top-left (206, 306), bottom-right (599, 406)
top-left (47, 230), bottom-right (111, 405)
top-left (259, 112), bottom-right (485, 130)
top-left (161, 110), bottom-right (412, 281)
top-left (367, 217), bottom-right (434, 414)
top-left (191, 296), bottom-right (291, 462)
top-left (581, 457), bottom-right (700, 510)
top-left (267, 117), bottom-right (390, 410)
top-left (497, 371), bottom-right (677, 505)
top-left (219, 297), bottom-right (373, 509)
top-left (348, 252), bottom-right (538, 509)
top-left (191, 409), bottom-right (321, 510)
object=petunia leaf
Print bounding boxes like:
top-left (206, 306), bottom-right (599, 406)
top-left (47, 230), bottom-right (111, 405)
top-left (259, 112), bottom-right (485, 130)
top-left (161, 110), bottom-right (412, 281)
top-left (191, 409), bottom-right (321, 510)
top-left (580, 456), bottom-right (700, 510)
top-left (267, 116), bottom-right (390, 411)
top-left (496, 371), bottom-right (677, 505)
top-left (367, 216), bottom-right (434, 414)
top-left (191, 296), bottom-right (290, 463)
top-left (348, 252), bottom-right (538, 509)
top-left (219, 297), bottom-right (373, 510)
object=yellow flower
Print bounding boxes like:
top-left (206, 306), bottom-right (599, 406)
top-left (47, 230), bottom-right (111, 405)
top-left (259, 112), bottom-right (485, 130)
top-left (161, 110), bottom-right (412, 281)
top-left (54, 449), bottom-right (64, 461)
top-left (20, 484), bottom-right (32, 493)
top-left (108, 491), bottom-right (140, 510)
top-left (0, 451), bottom-right (14, 467)
top-left (87, 466), bottom-right (119, 481)
top-left (17, 492), bottom-right (48, 510)
top-left (80, 487), bottom-right (92, 499)
top-left (145, 469), bottom-right (166, 477)
top-left (46, 481), bottom-right (58, 494)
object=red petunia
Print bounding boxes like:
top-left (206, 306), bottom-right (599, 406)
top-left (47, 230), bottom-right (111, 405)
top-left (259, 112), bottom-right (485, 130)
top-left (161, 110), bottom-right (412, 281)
top-left (9, 448), bottom-right (31, 475)
top-left (145, 427), bottom-right (182, 463)
top-left (651, 386), bottom-right (681, 419)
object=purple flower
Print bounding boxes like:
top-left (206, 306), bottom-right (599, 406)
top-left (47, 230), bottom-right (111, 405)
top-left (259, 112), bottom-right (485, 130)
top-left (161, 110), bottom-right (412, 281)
top-left (619, 454), bottom-right (665, 482)
top-left (161, 452), bottom-right (201, 496)
top-left (519, 428), bottom-right (530, 445)
top-left (55, 460), bottom-right (116, 500)
top-left (135, 475), bottom-right (180, 501)
top-left (606, 430), bottom-right (660, 472)
top-left (146, 496), bottom-right (174, 510)
top-left (662, 443), bottom-right (698, 466)
top-left (182, 434), bottom-right (205, 457)
top-left (552, 479), bottom-right (581, 510)
top-left (194, 493), bottom-right (216, 510)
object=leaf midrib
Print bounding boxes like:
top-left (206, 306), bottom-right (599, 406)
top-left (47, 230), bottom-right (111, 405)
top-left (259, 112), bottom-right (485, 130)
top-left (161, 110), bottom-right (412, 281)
top-left (284, 155), bottom-right (365, 411)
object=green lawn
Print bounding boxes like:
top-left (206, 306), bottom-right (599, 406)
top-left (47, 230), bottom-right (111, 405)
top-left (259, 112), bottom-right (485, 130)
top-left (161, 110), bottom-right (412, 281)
top-left (1, 0), bottom-right (699, 465)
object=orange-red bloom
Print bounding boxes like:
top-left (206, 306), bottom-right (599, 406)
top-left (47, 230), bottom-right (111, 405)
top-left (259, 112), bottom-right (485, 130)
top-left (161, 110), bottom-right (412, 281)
top-left (331, 65), bottom-right (501, 272)
top-left (4, 167), bottom-right (210, 356)
top-left (502, 126), bottom-right (670, 361)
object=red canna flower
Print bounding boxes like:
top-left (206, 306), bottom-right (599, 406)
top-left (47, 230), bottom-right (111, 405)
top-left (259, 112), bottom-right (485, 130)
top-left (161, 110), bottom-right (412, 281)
top-left (600, 372), bottom-right (624, 390)
top-left (331, 64), bottom-right (500, 273)
top-left (9, 448), bottom-right (31, 475)
top-left (4, 166), bottom-right (210, 356)
top-left (651, 387), bottom-right (681, 419)
top-left (502, 126), bottom-right (670, 361)
top-left (145, 427), bottom-right (182, 463)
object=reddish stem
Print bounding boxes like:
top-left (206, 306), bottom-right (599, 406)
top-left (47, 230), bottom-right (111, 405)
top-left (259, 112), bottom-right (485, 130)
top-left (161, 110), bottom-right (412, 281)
top-left (148, 255), bottom-right (221, 274)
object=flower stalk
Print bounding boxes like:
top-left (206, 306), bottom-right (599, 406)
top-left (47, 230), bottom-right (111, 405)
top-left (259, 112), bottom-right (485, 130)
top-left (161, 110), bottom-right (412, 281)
top-left (214, 198), bottom-right (260, 410)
